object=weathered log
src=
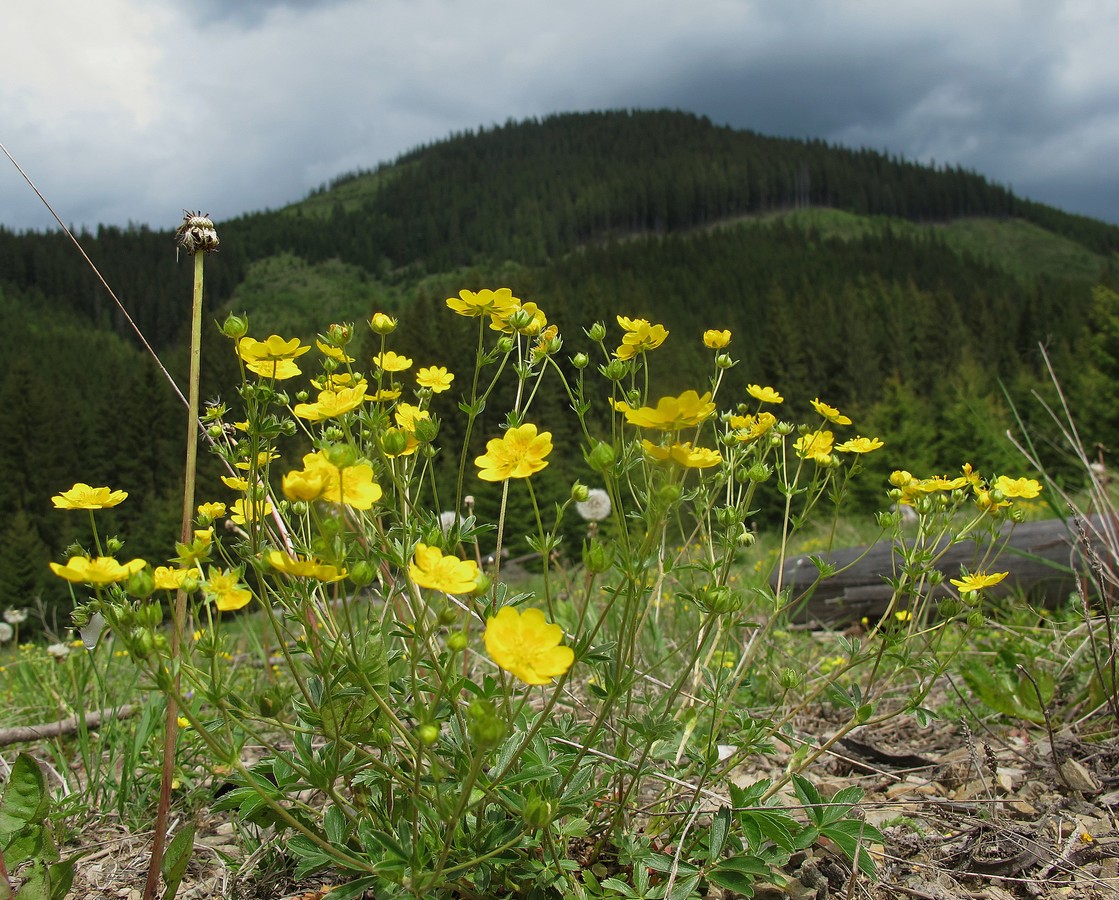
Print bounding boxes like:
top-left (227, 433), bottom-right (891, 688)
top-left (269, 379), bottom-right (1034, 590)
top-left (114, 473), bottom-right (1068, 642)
top-left (0, 704), bottom-right (136, 747)
top-left (776, 515), bottom-right (1112, 625)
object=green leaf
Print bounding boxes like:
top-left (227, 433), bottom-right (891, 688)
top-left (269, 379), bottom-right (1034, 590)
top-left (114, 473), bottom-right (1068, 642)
top-left (820, 819), bottom-right (884, 878)
top-left (2, 822), bottom-right (46, 868)
top-left (49, 858), bottom-right (77, 900)
top-left (707, 805), bottom-right (731, 863)
top-left (161, 823), bottom-right (195, 900)
top-left (0, 753), bottom-right (48, 834)
top-left (706, 854), bottom-right (776, 895)
top-left (324, 805), bottom-right (348, 845)
top-left (12, 862), bottom-right (48, 900)
top-left (791, 774), bottom-right (824, 826)
top-left (325, 876), bottom-right (379, 900)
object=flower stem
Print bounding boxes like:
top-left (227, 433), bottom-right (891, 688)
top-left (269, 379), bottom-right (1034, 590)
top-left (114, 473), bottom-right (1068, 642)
top-left (143, 248), bottom-right (204, 900)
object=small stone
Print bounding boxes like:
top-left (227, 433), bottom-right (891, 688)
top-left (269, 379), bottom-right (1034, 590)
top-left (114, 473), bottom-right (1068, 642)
top-left (1059, 758), bottom-right (1101, 793)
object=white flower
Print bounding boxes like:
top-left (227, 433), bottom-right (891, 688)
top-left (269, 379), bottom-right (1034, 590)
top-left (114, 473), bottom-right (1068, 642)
top-left (575, 488), bottom-right (612, 522)
top-left (439, 511), bottom-right (459, 533)
top-left (0, 623), bottom-right (13, 643)
top-left (46, 642), bottom-right (71, 661)
top-left (3, 609), bottom-right (27, 625)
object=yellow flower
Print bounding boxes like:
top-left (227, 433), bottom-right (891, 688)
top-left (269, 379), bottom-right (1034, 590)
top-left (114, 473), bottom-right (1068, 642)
top-left (282, 468), bottom-right (325, 502)
top-left (230, 498), bottom-right (273, 525)
top-left (245, 358), bottom-right (303, 380)
top-left (315, 339), bottom-right (355, 363)
top-left (446, 288), bottom-right (519, 319)
top-left (235, 451), bottom-right (279, 471)
top-left (894, 609), bottom-right (912, 622)
top-left (373, 350), bottom-right (413, 372)
top-left (475, 424), bottom-right (553, 481)
top-left (204, 568), bottom-right (253, 612)
top-left (530, 324), bottom-right (561, 362)
top-left (237, 335), bottom-right (311, 363)
top-left (152, 566), bottom-right (199, 591)
top-left (703, 329), bottom-right (731, 349)
top-left (484, 607), bottom-right (574, 685)
top-left (50, 556), bottom-right (147, 587)
top-left (950, 571), bottom-right (1008, 593)
top-left (614, 320), bottom-right (669, 360)
top-left (266, 551), bottom-right (347, 582)
top-left (370, 312), bottom-right (398, 334)
top-left (237, 336), bottom-right (310, 381)
top-left (811, 398), bottom-right (852, 426)
top-left (993, 475), bottom-right (1042, 499)
top-left (196, 501), bottom-right (226, 522)
top-left (177, 717), bottom-right (191, 730)
top-left (836, 436), bottom-right (884, 454)
top-left (52, 483), bottom-right (128, 510)
top-left (221, 475), bottom-right (249, 491)
top-left (408, 543), bottom-right (481, 594)
top-left (616, 390), bottom-right (715, 431)
top-left (728, 412), bottom-right (777, 442)
top-left (371, 387), bottom-right (402, 402)
top-left (294, 451), bottom-right (382, 509)
top-left (394, 402), bottom-right (430, 432)
top-left (747, 385), bottom-right (783, 404)
top-left (794, 430), bottom-right (834, 463)
top-left (416, 366), bottom-right (454, 393)
top-left (641, 440), bottom-right (722, 468)
top-left (490, 300), bottom-right (548, 335)
top-left (293, 383), bottom-right (368, 421)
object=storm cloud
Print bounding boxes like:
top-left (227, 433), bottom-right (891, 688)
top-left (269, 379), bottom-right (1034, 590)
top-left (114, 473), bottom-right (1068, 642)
top-left (3, 0), bottom-right (1117, 232)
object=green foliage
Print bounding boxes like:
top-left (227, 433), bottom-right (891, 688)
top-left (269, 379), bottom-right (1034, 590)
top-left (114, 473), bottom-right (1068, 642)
top-left (0, 753), bottom-right (75, 900)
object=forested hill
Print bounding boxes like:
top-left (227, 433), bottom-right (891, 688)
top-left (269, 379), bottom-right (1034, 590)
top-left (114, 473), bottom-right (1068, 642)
top-left (1, 109), bottom-right (1117, 351)
top-left (3, 108), bottom-right (1119, 627)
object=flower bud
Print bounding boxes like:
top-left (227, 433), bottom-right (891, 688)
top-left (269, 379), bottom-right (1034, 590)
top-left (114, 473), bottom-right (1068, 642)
top-left (438, 605), bottom-right (458, 626)
top-left (656, 484), bottom-right (682, 507)
top-left (412, 417), bottom-right (440, 443)
top-left (467, 699), bottom-right (506, 749)
top-left (715, 353), bottom-right (735, 370)
top-left (417, 724), bottom-right (440, 746)
top-left (327, 322), bottom-right (353, 344)
top-left (446, 631), bottom-right (468, 653)
top-left (571, 353), bottom-right (589, 369)
top-left (966, 611), bottom-right (984, 628)
top-left (220, 312), bottom-right (249, 340)
top-left (473, 573), bottom-right (492, 595)
top-left (587, 441), bottom-right (616, 474)
top-left (369, 312), bottom-right (397, 335)
top-left (207, 424), bottom-right (224, 440)
top-left (586, 322), bottom-right (607, 342)
top-left (715, 505), bottom-right (741, 527)
top-left (600, 359), bottom-right (628, 382)
top-left (938, 598), bottom-right (960, 618)
top-left (380, 428), bottom-right (410, 456)
top-left (778, 667), bottom-right (801, 690)
top-left (327, 443), bottom-right (359, 468)
top-left (571, 482), bottom-right (590, 503)
top-left (496, 337), bottom-right (515, 354)
top-left (522, 794), bottom-right (555, 829)
top-left (125, 568), bottom-right (155, 600)
top-left (348, 561), bottom-right (376, 587)
top-left (703, 586), bottom-right (743, 615)
top-left (583, 540), bottom-right (614, 575)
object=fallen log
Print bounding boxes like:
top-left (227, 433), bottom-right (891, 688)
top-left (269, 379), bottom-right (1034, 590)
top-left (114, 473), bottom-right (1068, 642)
top-left (776, 515), bottom-right (1113, 625)
top-left (0, 704), bottom-right (136, 747)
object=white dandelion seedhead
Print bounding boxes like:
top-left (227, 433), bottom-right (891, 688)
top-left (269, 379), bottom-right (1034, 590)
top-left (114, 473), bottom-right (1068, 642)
top-left (46, 642), bottom-right (71, 661)
top-left (3, 608), bottom-right (27, 625)
top-left (575, 488), bottom-right (612, 522)
top-left (175, 210), bottom-right (220, 255)
top-left (0, 623), bottom-right (12, 643)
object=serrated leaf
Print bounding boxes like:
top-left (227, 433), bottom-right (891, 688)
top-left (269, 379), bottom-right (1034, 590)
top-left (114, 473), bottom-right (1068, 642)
top-left (161, 823), bottom-right (195, 900)
top-left (0, 753), bottom-right (48, 832)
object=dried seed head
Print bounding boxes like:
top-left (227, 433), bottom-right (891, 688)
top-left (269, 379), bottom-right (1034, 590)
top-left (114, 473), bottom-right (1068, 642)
top-left (175, 210), bottom-right (220, 255)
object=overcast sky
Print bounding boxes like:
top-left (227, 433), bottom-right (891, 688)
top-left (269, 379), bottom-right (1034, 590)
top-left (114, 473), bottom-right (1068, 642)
top-left (3, 0), bottom-right (1118, 234)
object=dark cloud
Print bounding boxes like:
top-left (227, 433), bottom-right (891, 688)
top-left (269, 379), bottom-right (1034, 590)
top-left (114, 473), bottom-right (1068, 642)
top-left (3, 0), bottom-right (1118, 230)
